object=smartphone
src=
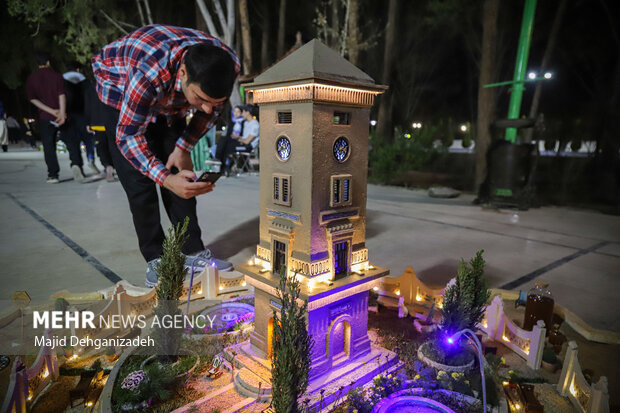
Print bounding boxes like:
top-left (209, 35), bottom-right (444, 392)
top-left (196, 171), bottom-right (221, 184)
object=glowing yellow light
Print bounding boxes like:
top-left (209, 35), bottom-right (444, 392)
top-left (502, 381), bottom-right (509, 386)
top-left (71, 354), bottom-right (79, 360)
top-left (86, 402), bottom-right (93, 407)
top-left (482, 321), bottom-right (488, 328)
top-left (438, 302), bottom-right (443, 309)
top-left (515, 403), bottom-right (521, 410)
top-left (219, 286), bottom-right (223, 291)
top-left (248, 258), bottom-right (255, 266)
top-left (373, 286), bottom-right (379, 291)
top-left (570, 380), bottom-right (577, 397)
top-left (197, 289), bottom-right (203, 295)
top-left (502, 335), bottom-right (510, 342)
top-left (42, 369), bottom-right (49, 378)
top-left (368, 264), bottom-right (375, 270)
top-left (241, 281), bottom-right (247, 287)
top-left (27, 395), bottom-right (32, 401)
top-left (254, 83), bottom-right (382, 95)
top-left (395, 290), bottom-right (401, 296)
top-left (416, 294), bottom-right (423, 302)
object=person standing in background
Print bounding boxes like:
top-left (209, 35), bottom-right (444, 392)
top-left (64, 62), bottom-right (100, 176)
top-left (26, 53), bottom-right (68, 183)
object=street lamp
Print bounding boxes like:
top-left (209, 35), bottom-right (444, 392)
top-left (446, 329), bottom-right (486, 412)
top-left (460, 124), bottom-right (468, 132)
top-left (543, 72), bottom-right (552, 79)
top-left (527, 72), bottom-right (536, 80)
top-left (370, 120), bottom-right (377, 126)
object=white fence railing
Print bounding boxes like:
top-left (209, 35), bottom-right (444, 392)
top-left (478, 295), bottom-right (546, 370)
top-left (1, 329), bottom-right (58, 413)
top-left (557, 341), bottom-right (609, 413)
top-left (69, 266), bottom-right (250, 345)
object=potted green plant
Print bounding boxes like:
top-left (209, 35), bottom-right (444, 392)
top-left (541, 346), bottom-right (560, 372)
top-left (419, 250), bottom-right (490, 372)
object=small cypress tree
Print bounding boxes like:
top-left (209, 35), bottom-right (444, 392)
top-left (440, 250), bottom-right (491, 335)
top-left (271, 269), bottom-right (312, 413)
top-left (153, 217), bottom-right (189, 363)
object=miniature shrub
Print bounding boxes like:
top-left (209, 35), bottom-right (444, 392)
top-left (154, 218), bottom-right (189, 363)
top-left (170, 354), bottom-right (198, 376)
top-left (346, 386), bottom-right (371, 413)
top-left (271, 268), bottom-right (312, 413)
top-left (367, 372), bottom-right (404, 406)
top-left (440, 250), bottom-right (490, 336)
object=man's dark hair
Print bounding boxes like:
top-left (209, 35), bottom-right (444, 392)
top-left (35, 52), bottom-right (50, 66)
top-left (184, 44), bottom-right (237, 99)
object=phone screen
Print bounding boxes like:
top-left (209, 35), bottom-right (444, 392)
top-left (196, 171), bottom-right (221, 184)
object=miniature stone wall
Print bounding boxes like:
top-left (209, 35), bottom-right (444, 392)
top-left (557, 341), bottom-right (610, 413)
top-left (307, 290), bottom-right (371, 379)
top-left (479, 295), bottom-right (546, 370)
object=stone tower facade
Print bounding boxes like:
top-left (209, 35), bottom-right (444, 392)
top-left (238, 39), bottom-right (389, 380)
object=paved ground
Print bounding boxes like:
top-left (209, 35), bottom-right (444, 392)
top-left (1, 145), bottom-right (619, 333)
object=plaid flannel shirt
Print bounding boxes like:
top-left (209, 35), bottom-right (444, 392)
top-left (92, 25), bottom-right (240, 185)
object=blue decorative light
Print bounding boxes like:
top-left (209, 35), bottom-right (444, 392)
top-left (333, 137), bottom-right (350, 162)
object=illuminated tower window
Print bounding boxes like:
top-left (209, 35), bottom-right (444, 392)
top-left (331, 175), bottom-right (352, 207)
top-left (273, 174), bottom-right (292, 206)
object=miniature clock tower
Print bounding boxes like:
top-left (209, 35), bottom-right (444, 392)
top-left (239, 39), bottom-right (390, 381)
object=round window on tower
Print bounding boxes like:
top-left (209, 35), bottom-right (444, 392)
top-left (333, 136), bottom-right (350, 163)
top-left (276, 136), bottom-right (291, 161)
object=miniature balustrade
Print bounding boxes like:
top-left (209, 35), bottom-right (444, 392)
top-left (478, 295), bottom-right (546, 370)
top-left (376, 267), bottom-right (447, 307)
top-left (1, 329), bottom-right (59, 412)
top-left (66, 267), bottom-right (250, 347)
top-left (557, 341), bottom-right (610, 413)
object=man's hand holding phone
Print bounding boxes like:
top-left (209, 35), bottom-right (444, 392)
top-left (163, 170), bottom-right (214, 199)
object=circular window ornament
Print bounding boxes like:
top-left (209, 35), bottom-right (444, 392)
top-left (333, 136), bottom-right (350, 162)
top-left (276, 136), bottom-right (291, 161)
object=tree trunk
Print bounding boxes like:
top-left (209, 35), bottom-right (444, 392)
top-left (377, 0), bottom-right (399, 142)
top-left (346, 0), bottom-right (360, 65)
top-left (277, 0), bottom-right (287, 57)
top-left (524, 0), bottom-right (567, 142)
top-left (196, 0), bottom-right (221, 38)
top-left (474, 0), bottom-right (499, 191)
top-left (195, 1), bottom-right (207, 32)
top-left (330, 0), bottom-right (339, 49)
top-left (260, 4), bottom-right (271, 69)
top-left (238, 0), bottom-right (252, 75)
top-left (226, 0), bottom-right (235, 46)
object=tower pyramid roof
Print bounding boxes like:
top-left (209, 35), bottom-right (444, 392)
top-left (249, 39), bottom-right (379, 89)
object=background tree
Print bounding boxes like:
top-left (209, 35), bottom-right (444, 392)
top-left (271, 270), bottom-right (312, 413)
top-left (276, 0), bottom-right (288, 58)
top-left (376, 0), bottom-right (399, 143)
top-left (474, 0), bottom-right (499, 190)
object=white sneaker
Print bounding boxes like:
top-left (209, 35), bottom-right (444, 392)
top-left (72, 165), bottom-right (85, 183)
